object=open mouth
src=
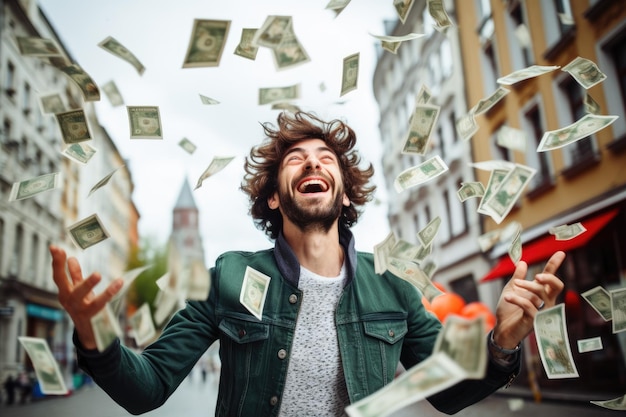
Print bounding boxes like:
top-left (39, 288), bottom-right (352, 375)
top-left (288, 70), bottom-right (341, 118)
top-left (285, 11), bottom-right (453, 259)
top-left (297, 178), bottom-right (329, 194)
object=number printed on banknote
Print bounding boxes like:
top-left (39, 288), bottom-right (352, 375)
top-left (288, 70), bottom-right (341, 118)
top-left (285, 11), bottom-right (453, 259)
top-left (56, 109), bottom-right (92, 144)
top-left (67, 213), bottom-right (110, 250)
top-left (9, 172), bottom-right (62, 202)
top-left (240, 266), bottom-right (271, 321)
top-left (534, 304), bottom-right (579, 379)
top-left (581, 285), bottom-right (612, 321)
top-left (18, 337), bottom-right (68, 395)
top-left (127, 106), bottom-right (163, 139)
top-left (182, 19), bottom-right (231, 68)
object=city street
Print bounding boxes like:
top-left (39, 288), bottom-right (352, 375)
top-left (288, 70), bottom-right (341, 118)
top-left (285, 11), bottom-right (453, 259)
top-left (0, 369), bottom-right (619, 417)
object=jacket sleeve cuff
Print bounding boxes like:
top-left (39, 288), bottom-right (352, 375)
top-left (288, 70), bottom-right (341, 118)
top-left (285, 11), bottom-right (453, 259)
top-left (73, 329), bottom-right (122, 378)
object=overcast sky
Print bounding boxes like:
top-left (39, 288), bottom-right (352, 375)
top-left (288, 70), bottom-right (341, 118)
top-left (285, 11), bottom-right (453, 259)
top-left (38, 0), bottom-right (398, 265)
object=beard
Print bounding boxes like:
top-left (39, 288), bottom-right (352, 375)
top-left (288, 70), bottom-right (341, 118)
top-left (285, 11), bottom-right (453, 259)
top-left (277, 186), bottom-right (344, 234)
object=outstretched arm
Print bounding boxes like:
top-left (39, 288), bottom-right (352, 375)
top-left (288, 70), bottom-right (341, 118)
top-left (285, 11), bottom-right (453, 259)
top-left (49, 245), bottom-right (123, 350)
top-left (492, 251), bottom-right (566, 350)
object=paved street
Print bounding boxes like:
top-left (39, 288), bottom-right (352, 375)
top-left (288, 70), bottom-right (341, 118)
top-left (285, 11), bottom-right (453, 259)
top-left (0, 370), bottom-right (619, 417)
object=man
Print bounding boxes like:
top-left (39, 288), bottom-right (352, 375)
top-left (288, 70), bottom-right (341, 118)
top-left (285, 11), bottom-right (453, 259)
top-left (50, 111), bottom-right (565, 416)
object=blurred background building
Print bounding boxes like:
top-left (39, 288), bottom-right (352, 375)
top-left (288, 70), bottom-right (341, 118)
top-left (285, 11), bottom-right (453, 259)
top-left (374, 0), bottom-right (626, 402)
top-left (0, 0), bottom-right (139, 389)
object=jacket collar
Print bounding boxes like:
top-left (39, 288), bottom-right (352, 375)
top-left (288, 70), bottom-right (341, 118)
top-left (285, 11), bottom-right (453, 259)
top-left (273, 225), bottom-right (357, 288)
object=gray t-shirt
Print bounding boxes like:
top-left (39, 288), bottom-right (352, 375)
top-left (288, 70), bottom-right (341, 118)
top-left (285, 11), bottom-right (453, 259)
top-left (278, 263), bottom-right (350, 416)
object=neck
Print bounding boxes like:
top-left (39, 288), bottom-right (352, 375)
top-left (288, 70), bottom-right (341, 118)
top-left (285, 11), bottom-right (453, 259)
top-left (282, 220), bottom-right (344, 277)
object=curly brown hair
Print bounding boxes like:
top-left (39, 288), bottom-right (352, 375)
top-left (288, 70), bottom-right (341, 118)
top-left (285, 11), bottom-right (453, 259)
top-left (241, 111), bottom-right (376, 239)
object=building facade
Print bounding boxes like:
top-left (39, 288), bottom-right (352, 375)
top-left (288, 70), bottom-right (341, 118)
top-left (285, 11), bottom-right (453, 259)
top-left (372, 0), bottom-right (496, 307)
top-left (456, 0), bottom-right (626, 401)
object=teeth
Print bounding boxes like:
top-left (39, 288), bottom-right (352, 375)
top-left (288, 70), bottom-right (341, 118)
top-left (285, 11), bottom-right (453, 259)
top-left (299, 179), bottom-right (328, 192)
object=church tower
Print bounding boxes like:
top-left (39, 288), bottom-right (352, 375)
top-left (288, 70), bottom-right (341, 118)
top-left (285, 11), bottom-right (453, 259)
top-left (170, 177), bottom-right (205, 264)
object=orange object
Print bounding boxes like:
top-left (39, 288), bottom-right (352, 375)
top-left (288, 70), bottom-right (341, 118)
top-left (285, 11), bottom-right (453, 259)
top-left (460, 301), bottom-right (496, 331)
top-left (421, 296), bottom-right (432, 312)
top-left (430, 292), bottom-right (466, 323)
top-left (432, 281), bottom-right (447, 293)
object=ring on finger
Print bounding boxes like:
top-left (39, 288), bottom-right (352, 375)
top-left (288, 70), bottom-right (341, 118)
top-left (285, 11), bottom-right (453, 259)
top-left (537, 300), bottom-right (545, 310)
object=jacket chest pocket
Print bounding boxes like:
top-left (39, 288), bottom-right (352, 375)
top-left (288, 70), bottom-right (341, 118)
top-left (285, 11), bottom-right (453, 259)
top-left (363, 319), bottom-right (408, 385)
top-left (219, 317), bottom-right (270, 378)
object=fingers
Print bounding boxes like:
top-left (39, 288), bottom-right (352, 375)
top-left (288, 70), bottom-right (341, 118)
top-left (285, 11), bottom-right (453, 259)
top-left (510, 260), bottom-right (528, 281)
top-left (542, 251), bottom-right (566, 275)
top-left (87, 278), bottom-right (124, 315)
top-left (50, 245), bottom-right (70, 291)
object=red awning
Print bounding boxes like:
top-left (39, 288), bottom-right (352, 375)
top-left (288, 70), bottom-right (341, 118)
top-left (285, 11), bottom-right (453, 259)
top-left (480, 208), bottom-right (619, 283)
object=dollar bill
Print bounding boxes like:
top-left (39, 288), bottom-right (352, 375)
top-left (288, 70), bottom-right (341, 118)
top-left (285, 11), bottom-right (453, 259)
top-left (58, 64), bottom-right (100, 101)
top-left (129, 303), bottom-right (156, 347)
top-left (17, 337), bottom-right (68, 395)
top-left (325, 0), bottom-right (352, 16)
top-left (9, 172), bottom-right (61, 202)
top-left (389, 239), bottom-right (422, 263)
top-left (427, 0), bottom-right (453, 31)
top-left (127, 106), bottom-right (163, 139)
top-left (477, 229), bottom-right (502, 252)
top-left (562, 56), bottom-right (607, 90)
top-left (153, 288), bottom-right (180, 326)
top-left (179, 137), bottom-right (197, 154)
top-left (252, 16), bottom-right (292, 48)
top-left (421, 259), bottom-right (437, 279)
top-left (496, 125), bottom-right (527, 152)
top-left (549, 222), bottom-right (586, 240)
top-left (610, 287), bottom-right (626, 334)
top-left (373, 232), bottom-right (397, 274)
top-left (91, 304), bottom-right (122, 352)
top-left (88, 166), bottom-right (124, 197)
top-left (240, 266), bottom-right (271, 321)
top-left (481, 164), bottom-right (536, 224)
top-left (259, 84), bottom-right (300, 105)
top-left (15, 36), bottom-right (62, 57)
top-left (508, 227), bottom-right (522, 265)
top-left (577, 336), bottom-right (603, 353)
top-left (272, 31), bottom-right (310, 70)
top-left (402, 103), bottom-right (440, 155)
top-left (271, 102), bottom-right (301, 113)
top-left (67, 213), bottom-right (110, 250)
top-left (414, 242), bottom-right (432, 264)
top-left (194, 156), bottom-right (235, 190)
top-left (101, 80), bottom-right (124, 107)
top-left (584, 93), bottom-right (601, 115)
top-left (476, 168), bottom-right (509, 218)
top-left (473, 87), bottom-right (510, 115)
top-left (457, 182), bottom-right (485, 202)
top-left (500, 221), bottom-right (522, 242)
top-left (469, 160), bottom-right (516, 171)
top-left (61, 142), bottom-right (97, 165)
top-left (417, 216), bottom-right (441, 247)
top-left (456, 111), bottom-right (478, 142)
top-left (39, 92), bottom-right (66, 114)
top-left (537, 113), bottom-right (618, 152)
top-left (393, 0), bottom-right (416, 24)
top-left (387, 258), bottom-right (442, 302)
top-left (415, 84), bottom-right (433, 105)
top-left (98, 36), bottom-right (145, 75)
top-left (433, 315), bottom-right (486, 379)
top-left (199, 94), bottom-right (220, 105)
top-left (534, 304), bottom-right (579, 379)
top-left (340, 52), bottom-right (360, 97)
top-left (591, 394), bottom-right (626, 411)
top-left (370, 33), bottom-right (425, 43)
top-left (581, 286), bottom-right (612, 321)
top-left (110, 264), bottom-right (153, 315)
top-left (56, 109), bottom-right (92, 144)
top-left (394, 155), bottom-right (449, 193)
top-left (182, 19), bottom-right (231, 68)
top-left (345, 352), bottom-right (466, 417)
top-left (381, 41), bottom-right (401, 54)
top-left (234, 28), bottom-right (259, 60)
top-left (497, 65), bottom-right (560, 86)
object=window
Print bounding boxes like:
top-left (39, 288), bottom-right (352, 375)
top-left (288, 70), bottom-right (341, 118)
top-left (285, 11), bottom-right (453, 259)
top-left (560, 78), bottom-right (595, 164)
top-left (440, 39), bottom-right (453, 79)
top-left (449, 111), bottom-right (458, 143)
top-left (508, 1), bottom-right (534, 67)
top-left (23, 82), bottom-right (31, 114)
top-left (5, 61), bottom-right (16, 96)
top-left (554, 0), bottom-right (575, 35)
top-left (492, 125), bottom-right (512, 162)
top-left (443, 190), bottom-right (452, 240)
top-left (450, 274), bottom-right (479, 303)
top-left (608, 34), bottom-right (626, 115)
top-left (525, 105), bottom-right (553, 190)
top-left (10, 224), bottom-right (23, 276)
top-left (30, 233), bottom-right (39, 283)
top-left (0, 218), bottom-right (4, 274)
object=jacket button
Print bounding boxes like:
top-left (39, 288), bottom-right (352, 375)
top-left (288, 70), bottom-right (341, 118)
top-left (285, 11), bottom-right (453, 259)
top-left (288, 294), bottom-right (298, 304)
top-left (238, 329), bottom-right (246, 338)
top-left (270, 396), bottom-right (279, 406)
top-left (277, 349), bottom-right (287, 359)
top-left (388, 329), bottom-right (395, 338)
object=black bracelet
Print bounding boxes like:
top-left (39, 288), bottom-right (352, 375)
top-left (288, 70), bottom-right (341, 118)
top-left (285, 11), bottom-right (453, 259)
top-left (489, 330), bottom-right (521, 355)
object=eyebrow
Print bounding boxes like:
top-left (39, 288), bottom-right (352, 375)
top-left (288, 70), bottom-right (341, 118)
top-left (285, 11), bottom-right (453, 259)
top-left (284, 145), bottom-right (335, 157)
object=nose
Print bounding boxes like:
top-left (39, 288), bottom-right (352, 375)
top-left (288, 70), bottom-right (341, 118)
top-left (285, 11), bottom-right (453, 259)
top-left (304, 154), bottom-right (321, 171)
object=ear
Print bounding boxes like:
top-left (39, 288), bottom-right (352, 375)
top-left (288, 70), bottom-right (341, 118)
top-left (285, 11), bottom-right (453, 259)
top-left (342, 193), bottom-right (350, 207)
top-left (268, 192), bottom-right (279, 210)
